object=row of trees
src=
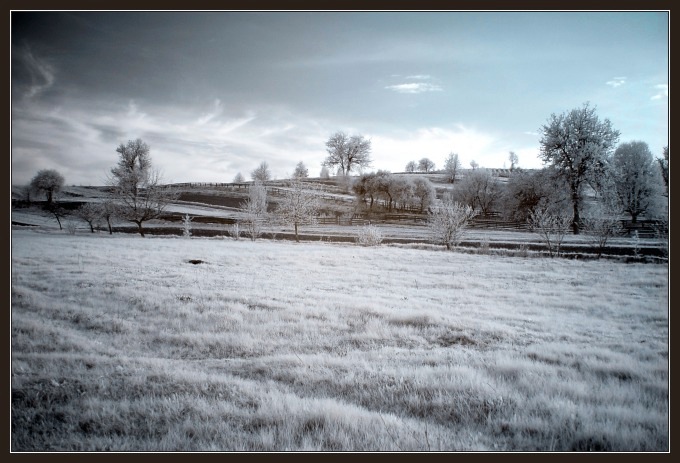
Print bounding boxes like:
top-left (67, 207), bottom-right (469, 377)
top-left (352, 171), bottom-right (436, 213)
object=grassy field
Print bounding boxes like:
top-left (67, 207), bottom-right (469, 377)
top-left (10, 228), bottom-right (669, 451)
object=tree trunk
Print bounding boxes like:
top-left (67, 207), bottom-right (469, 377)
top-left (107, 217), bottom-right (113, 234)
top-left (136, 221), bottom-right (145, 237)
top-left (89, 223), bottom-right (94, 233)
top-left (294, 222), bottom-right (299, 242)
top-left (571, 190), bottom-right (581, 235)
top-left (55, 214), bottom-right (62, 230)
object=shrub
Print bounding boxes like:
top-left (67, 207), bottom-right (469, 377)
top-left (356, 224), bottom-right (383, 246)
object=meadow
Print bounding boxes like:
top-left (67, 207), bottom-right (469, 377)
top-left (10, 228), bottom-right (669, 451)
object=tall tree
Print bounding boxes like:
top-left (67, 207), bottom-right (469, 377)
top-left (405, 161), bottom-right (418, 173)
top-left (293, 161), bottom-right (309, 179)
top-left (251, 161), bottom-right (272, 182)
top-left (109, 138), bottom-right (176, 237)
top-left (233, 172), bottom-right (245, 183)
top-left (610, 141), bottom-right (664, 223)
top-left (508, 151), bottom-right (519, 171)
top-left (30, 169), bottom-right (64, 205)
top-left (443, 152), bottom-right (461, 183)
top-left (323, 131), bottom-right (372, 176)
top-left (539, 102), bottom-right (620, 234)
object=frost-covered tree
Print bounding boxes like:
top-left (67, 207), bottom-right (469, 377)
top-left (443, 152), bottom-right (461, 183)
top-left (324, 131), bottom-right (372, 176)
top-left (233, 172), bottom-right (245, 183)
top-left (470, 160), bottom-right (479, 170)
top-left (610, 141), bottom-right (664, 223)
top-left (293, 161), bottom-right (309, 179)
top-left (251, 161), bottom-right (271, 182)
top-left (412, 177), bottom-right (436, 213)
top-left (405, 161), bottom-right (418, 173)
top-left (509, 151), bottom-right (519, 171)
top-left (501, 168), bottom-right (570, 222)
top-left (99, 199), bottom-right (119, 235)
top-left (528, 201), bottom-right (572, 257)
top-left (418, 157), bottom-right (435, 173)
top-left (581, 201), bottom-right (623, 258)
top-left (30, 169), bottom-right (64, 205)
top-left (75, 203), bottom-right (102, 233)
top-left (452, 168), bottom-right (502, 215)
top-left (539, 102), bottom-right (620, 234)
top-left (109, 138), bottom-right (176, 237)
top-left (276, 179), bottom-right (320, 242)
top-left (428, 195), bottom-right (478, 250)
top-left (182, 214), bottom-right (193, 238)
top-left (319, 166), bottom-right (330, 179)
top-left (657, 145), bottom-right (668, 193)
top-left (240, 180), bottom-right (268, 241)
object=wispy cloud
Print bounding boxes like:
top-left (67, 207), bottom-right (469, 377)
top-left (606, 76), bottom-right (626, 88)
top-left (18, 46), bottom-right (55, 98)
top-left (651, 84), bottom-right (668, 100)
top-left (523, 131), bottom-right (539, 136)
top-left (405, 74), bottom-right (432, 80)
top-left (385, 82), bottom-right (443, 94)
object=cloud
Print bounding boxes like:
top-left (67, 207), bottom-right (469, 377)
top-left (405, 74), bottom-right (432, 80)
top-left (606, 77), bottom-right (626, 88)
top-left (385, 82), bottom-right (443, 94)
top-left (651, 84), bottom-right (668, 100)
top-left (523, 131), bottom-right (539, 136)
top-left (17, 46), bottom-right (55, 98)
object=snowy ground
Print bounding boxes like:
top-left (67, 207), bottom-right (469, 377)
top-left (11, 228), bottom-right (669, 451)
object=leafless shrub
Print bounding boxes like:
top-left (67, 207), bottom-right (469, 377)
top-left (356, 224), bottom-right (383, 246)
top-left (427, 196), bottom-right (478, 250)
top-left (529, 205), bottom-right (571, 257)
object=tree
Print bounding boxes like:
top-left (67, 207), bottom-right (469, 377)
top-left (319, 166), bottom-right (330, 179)
top-left (99, 199), bottom-right (119, 235)
top-left (581, 201), bottom-right (623, 259)
top-left (501, 168), bottom-right (570, 222)
top-left (427, 194), bottom-right (478, 250)
top-left (109, 138), bottom-right (176, 237)
top-left (509, 151), bottom-right (519, 171)
top-left (251, 161), bottom-right (271, 182)
top-left (276, 179), bottom-right (321, 242)
top-left (323, 131), bottom-right (372, 176)
top-left (405, 161), bottom-right (418, 173)
top-left (418, 157), bottom-right (435, 173)
top-left (452, 168), bottom-right (502, 215)
top-left (610, 141), bottom-right (664, 223)
top-left (412, 177), bottom-right (436, 213)
top-left (293, 161), bottom-right (309, 179)
top-left (75, 203), bottom-right (102, 233)
top-left (539, 102), bottom-right (620, 234)
top-left (239, 180), bottom-right (268, 241)
top-left (30, 169), bottom-right (64, 205)
top-left (470, 160), bottom-right (479, 170)
top-left (528, 202), bottom-right (572, 257)
top-left (443, 152), bottom-right (461, 183)
top-left (657, 145), bottom-right (669, 193)
top-left (233, 172), bottom-right (245, 183)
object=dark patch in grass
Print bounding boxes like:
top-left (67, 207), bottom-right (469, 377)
top-left (188, 259), bottom-right (205, 265)
top-left (527, 352), bottom-right (564, 366)
top-left (437, 333), bottom-right (477, 347)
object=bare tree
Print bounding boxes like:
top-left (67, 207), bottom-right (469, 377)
top-left (412, 177), bottom-right (436, 213)
top-left (109, 138), bottom-right (176, 237)
top-left (452, 168), bottom-right (502, 215)
top-left (610, 141), bottom-right (664, 223)
top-left (251, 161), bottom-right (272, 182)
top-left (293, 161), bottom-right (309, 179)
top-left (319, 166), bottom-right (330, 179)
top-left (539, 102), bottom-right (620, 234)
top-left (418, 157), bottom-right (435, 173)
top-left (239, 180), bottom-right (268, 241)
top-left (233, 172), bottom-right (245, 183)
top-left (501, 168), bottom-right (570, 222)
top-left (30, 169), bottom-right (65, 205)
top-left (75, 203), bottom-right (102, 233)
top-left (324, 131), bottom-right (372, 175)
top-left (427, 195), bottom-right (478, 250)
top-left (469, 160), bottom-right (479, 170)
top-left (581, 202), bottom-right (623, 259)
top-left (528, 202), bottom-right (572, 257)
top-left (508, 151), bottom-right (519, 171)
top-left (443, 152), bottom-right (461, 183)
top-left (99, 199), bottom-right (119, 234)
top-left (43, 202), bottom-right (68, 230)
top-left (276, 179), bottom-right (321, 242)
top-left (405, 161), bottom-right (418, 173)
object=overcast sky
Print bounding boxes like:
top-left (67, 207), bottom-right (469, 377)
top-left (11, 11), bottom-right (668, 185)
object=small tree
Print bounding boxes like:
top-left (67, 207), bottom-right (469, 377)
top-left (356, 224), bottom-right (383, 246)
top-left (233, 172), bottom-right (245, 183)
top-left (43, 202), bottom-right (68, 230)
top-left (528, 203), bottom-right (572, 257)
top-left (99, 199), bottom-right (118, 234)
top-left (509, 151), bottom-right (519, 171)
top-left (443, 152), bottom-right (461, 183)
top-left (276, 179), bottom-right (320, 242)
top-left (412, 177), bottom-right (436, 213)
top-left (293, 161), bottom-right (309, 179)
top-left (182, 214), bottom-right (193, 238)
top-left (418, 157), bottom-right (435, 173)
top-left (405, 161), bottom-right (418, 173)
top-left (251, 161), bottom-right (272, 182)
top-left (30, 169), bottom-right (65, 205)
top-left (319, 166), bottom-right (330, 179)
top-left (452, 168), bottom-right (502, 215)
top-left (427, 195), bottom-right (478, 250)
top-left (240, 180), bottom-right (268, 241)
top-left (581, 204), bottom-right (623, 259)
top-left (75, 203), bottom-right (102, 233)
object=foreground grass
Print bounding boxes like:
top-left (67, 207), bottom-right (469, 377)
top-left (11, 229), bottom-right (669, 451)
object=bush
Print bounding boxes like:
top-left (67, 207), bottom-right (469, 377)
top-left (356, 224), bottom-right (383, 246)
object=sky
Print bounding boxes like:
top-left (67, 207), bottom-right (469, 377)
top-left (11, 11), bottom-right (669, 186)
